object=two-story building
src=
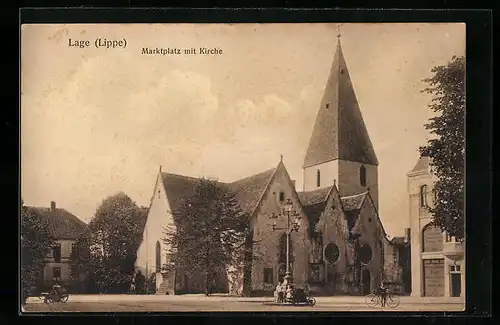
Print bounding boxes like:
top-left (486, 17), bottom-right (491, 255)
top-left (408, 156), bottom-right (465, 298)
top-left (26, 201), bottom-right (88, 292)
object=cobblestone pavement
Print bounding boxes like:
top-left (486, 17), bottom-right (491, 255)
top-left (22, 295), bottom-right (465, 313)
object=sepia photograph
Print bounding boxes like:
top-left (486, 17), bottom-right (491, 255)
top-left (20, 22), bottom-right (465, 313)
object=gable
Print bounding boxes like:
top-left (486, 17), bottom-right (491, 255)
top-left (347, 191), bottom-right (388, 241)
top-left (340, 192), bottom-right (367, 232)
top-left (313, 185), bottom-right (349, 241)
top-left (255, 161), bottom-right (311, 233)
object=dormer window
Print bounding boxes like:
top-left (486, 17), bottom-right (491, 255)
top-left (420, 185), bottom-right (428, 207)
top-left (316, 169), bottom-right (321, 187)
top-left (360, 165), bottom-right (366, 187)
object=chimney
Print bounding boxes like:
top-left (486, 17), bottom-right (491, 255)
top-left (404, 228), bottom-right (411, 243)
top-left (292, 180), bottom-right (296, 188)
top-left (50, 201), bottom-right (56, 212)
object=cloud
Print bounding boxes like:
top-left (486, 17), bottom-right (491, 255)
top-left (22, 52), bottom-right (224, 220)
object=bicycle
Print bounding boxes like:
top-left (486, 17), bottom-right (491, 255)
top-left (39, 287), bottom-right (69, 304)
top-left (365, 292), bottom-right (400, 308)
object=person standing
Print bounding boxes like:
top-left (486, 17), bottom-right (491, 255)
top-left (134, 270), bottom-right (146, 294)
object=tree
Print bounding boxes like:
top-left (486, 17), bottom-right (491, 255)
top-left (21, 200), bottom-right (55, 303)
top-left (419, 55), bottom-right (465, 241)
top-left (163, 178), bottom-right (257, 296)
top-left (73, 193), bottom-right (147, 293)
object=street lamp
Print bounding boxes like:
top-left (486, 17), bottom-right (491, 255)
top-left (270, 198), bottom-right (301, 284)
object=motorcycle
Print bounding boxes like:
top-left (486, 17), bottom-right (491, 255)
top-left (39, 287), bottom-right (69, 304)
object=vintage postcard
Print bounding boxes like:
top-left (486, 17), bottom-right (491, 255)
top-left (20, 22), bottom-right (466, 313)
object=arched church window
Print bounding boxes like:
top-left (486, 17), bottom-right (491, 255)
top-left (360, 165), bottom-right (366, 187)
top-left (358, 244), bottom-right (373, 264)
top-left (156, 241), bottom-right (161, 272)
top-left (420, 185), bottom-right (428, 207)
top-left (317, 169), bottom-right (321, 188)
top-left (324, 242), bottom-right (340, 264)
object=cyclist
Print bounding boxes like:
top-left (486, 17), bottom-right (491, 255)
top-left (51, 281), bottom-right (63, 301)
top-left (376, 282), bottom-right (389, 307)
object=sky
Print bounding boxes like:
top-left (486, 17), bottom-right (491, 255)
top-left (21, 23), bottom-right (465, 237)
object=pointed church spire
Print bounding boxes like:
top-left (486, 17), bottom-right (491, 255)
top-left (303, 34), bottom-right (378, 168)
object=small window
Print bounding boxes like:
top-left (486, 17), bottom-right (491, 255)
top-left (53, 267), bottom-right (61, 279)
top-left (316, 169), bottom-right (321, 188)
top-left (325, 103), bottom-right (330, 109)
top-left (158, 190), bottom-right (161, 199)
top-left (368, 217), bottom-right (372, 223)
top-left (71, 243), bottom-right (79, 258)
top-left (263, 268), bottom-right (273, 284)
top-left (279, 191), bottom-right (285, 203)
top-left (456, 265), bottom-right (461, 272)
top-left (53, 243), bottom-right (61, 263)
top-left (360, 165), bottom-right (366, 187)
top-left (420, 185), bottom-right (428, 207)
top-left (340, 68), bottom-right (345, 74)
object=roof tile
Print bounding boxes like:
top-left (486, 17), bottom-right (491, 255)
top-left (340, 192), bottom-right (368, 211)
top-left (303, 38), bottom-right (378, 168)
top-left (26, 207), bottom-right (87, 240)
top-left (298, 186), bottom-right (333, 207)
top-left (161, 167), bottom-right (276, 217)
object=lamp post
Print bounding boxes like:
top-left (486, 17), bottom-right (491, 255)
top-left (270, 198), bottom-right (301, 284)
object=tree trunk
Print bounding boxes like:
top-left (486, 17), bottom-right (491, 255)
top-left (205, 245), bottom-right (210, 296)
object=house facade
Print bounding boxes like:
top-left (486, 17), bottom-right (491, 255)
top-left (135, 35), bottom-right (408, 296)
top-left (408, 156), bottom-right (465, 298)
top-left (26, 201), bottom-right (88, 293)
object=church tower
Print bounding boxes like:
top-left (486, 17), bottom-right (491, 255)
top-left (302, 34), bottom-right (379, 210)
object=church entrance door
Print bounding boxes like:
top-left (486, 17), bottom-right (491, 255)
top-left (361, 269), bottom-right (371, 295)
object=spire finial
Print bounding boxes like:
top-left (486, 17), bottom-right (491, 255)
top-left (336, 23), bottom-right (343, 39)
top-left (159, 165), bottom-right (162, 172)
top-left (280, 154), bottom-right (283, 162)
top-left (333, 178), bottom-right (336, 186)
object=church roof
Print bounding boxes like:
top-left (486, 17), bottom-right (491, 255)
top-left (161, 167), bottom-right (276, 217)
top-left (340, 192), bottom-right (368, 211)
top-left (410, 155), bottom-right (430, 173)
top-left (25, 206), bottom-right (87, 240)
top-left (303, 37), bottom-right (378, 168)
top-left (226, 167), bottom-right (277, 215)
top-left (161, 173), bottom-right (201, 216)
top-left (298, 186), bottom-right (333, 207)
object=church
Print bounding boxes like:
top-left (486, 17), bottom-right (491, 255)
top-left (135, 36), bottom-right (408, 296)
